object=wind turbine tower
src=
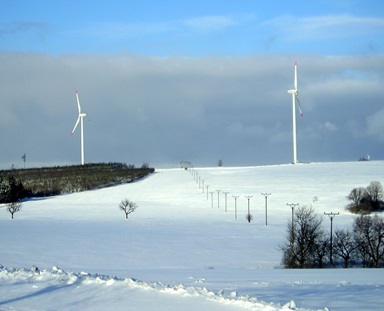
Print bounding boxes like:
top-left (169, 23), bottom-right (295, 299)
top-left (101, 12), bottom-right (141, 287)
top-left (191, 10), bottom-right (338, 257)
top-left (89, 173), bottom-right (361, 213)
top-left (71, 90), bottom-right (87, 165)
top-left (287, 61), bottom-right (303, 164)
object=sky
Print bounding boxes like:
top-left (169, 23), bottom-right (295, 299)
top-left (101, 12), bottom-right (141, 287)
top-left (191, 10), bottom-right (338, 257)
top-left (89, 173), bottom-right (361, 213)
top-left (1, 0), bottom-right (384, 168)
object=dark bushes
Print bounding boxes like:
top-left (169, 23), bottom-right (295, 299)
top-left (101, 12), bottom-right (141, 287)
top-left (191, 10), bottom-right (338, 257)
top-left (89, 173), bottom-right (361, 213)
top-left (0, 162), bottom-right (154, 202)
top-left (346, 181), bottom-right (384, 214)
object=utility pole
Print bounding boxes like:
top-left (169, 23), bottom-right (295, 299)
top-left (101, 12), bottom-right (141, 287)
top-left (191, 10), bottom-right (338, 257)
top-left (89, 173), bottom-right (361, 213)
top-left (261, 193), bottom-right (271, 226)
top-left (244, 196), bottom-right (253, 223)
top-left (223, 192), bottom-right (229, 212)
top-left (210, 192), bottom-right (214, 208)
top-left (201, 180), bottom-right (204, 193)
top-left (324, 212), bottom-right (339, 266)
top-left (232, 196), bottom-right (239, 220)
top-left (206, 185), bottom-right (209, 199)
top-left (287, 203), bottom-right (299, 243)
top-left (216, 190), bottom-right (221, 208)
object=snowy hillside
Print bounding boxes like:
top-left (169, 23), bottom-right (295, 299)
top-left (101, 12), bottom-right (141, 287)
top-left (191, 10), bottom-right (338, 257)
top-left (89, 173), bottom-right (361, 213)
top-left (1, 161), bottom-right (383, 310)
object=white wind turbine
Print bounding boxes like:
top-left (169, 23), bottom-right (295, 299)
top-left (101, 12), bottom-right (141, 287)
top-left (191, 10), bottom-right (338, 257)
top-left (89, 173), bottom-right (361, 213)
top-left (71, 90), bottom-right (87, 165)
top-left (287, 61), bottom-right (303, 164)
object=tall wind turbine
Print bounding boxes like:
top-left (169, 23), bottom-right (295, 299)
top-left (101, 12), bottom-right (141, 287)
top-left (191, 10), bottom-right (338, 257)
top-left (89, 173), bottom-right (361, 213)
top-left (287, 61), bottom-right (303, 164)
top-left (71, 90), bottom-right (87, 165)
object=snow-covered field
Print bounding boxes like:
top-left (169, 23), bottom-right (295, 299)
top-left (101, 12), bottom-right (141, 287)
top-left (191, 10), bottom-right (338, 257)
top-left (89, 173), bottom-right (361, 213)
top-left (1, 161), bottom-right (383, 311)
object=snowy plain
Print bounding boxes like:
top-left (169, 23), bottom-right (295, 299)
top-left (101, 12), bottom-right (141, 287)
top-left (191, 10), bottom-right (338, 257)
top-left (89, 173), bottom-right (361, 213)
top-left (0, 161), bottom-right (383, 311)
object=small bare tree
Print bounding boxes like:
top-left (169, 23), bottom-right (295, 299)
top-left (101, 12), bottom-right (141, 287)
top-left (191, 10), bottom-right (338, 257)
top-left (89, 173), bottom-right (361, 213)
top-left (313, 236), bottom-right (329, 268)
top-left (280, 205), bottom-right (325, 268)
top-left (346, 187), bottom-right (367, 206)
top-left (7, 202), bottom-right (22, 219)
top-left (366, 181), bottom-right (384, 203)
top-left (333, 228), bottom-right (358, 268)
top-left (119, 199), bottom-right (137, 220)
top-left (346, 187), bottom-right (368, 213)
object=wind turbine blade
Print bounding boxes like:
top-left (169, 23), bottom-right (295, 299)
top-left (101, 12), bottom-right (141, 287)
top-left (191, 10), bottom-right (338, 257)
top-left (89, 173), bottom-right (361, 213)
top-left (71, 116), bottom-right (80, 134)
top-left (296, 94), bottom-right (303, 117)
top-left (76, 90), bottom-right (81, 114)
top-left (294, 61), bottom-right (298, 90)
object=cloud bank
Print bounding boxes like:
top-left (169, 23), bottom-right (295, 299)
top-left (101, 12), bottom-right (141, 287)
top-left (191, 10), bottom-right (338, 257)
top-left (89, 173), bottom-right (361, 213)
top-left (0, 53), bottom-right (383, 168)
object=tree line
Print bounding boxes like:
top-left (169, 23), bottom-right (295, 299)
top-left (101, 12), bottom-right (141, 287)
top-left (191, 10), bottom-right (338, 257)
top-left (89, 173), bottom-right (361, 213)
top-left (280, 181), bottom-right (384, 268)
top-left (0, 162), bottom-right (154, 201)
top-left (280, 205), bottom-right (384, 268)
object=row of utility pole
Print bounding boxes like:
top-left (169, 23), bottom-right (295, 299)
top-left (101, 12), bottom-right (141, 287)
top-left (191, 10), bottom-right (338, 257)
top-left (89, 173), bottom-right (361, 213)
top-left (188, 165), bottom-right (340, 264)
top-left (188, 167), bottom-right (272, 225)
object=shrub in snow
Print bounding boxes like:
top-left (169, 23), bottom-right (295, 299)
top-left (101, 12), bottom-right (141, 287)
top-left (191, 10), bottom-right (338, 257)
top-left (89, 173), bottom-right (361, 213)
top-left (119, 199), bottom-right (138, 220)
top-left (6, 202), bottom-right (22, 219)
top-left (246, 213), bottom-right (253, 223)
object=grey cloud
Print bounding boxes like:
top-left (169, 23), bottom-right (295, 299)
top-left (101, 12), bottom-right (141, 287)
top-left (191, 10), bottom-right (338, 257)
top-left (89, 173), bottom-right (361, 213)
top-left (0, 53), bottom-right (383, 169)
top-left (365, 108), bottom-right (384, 142)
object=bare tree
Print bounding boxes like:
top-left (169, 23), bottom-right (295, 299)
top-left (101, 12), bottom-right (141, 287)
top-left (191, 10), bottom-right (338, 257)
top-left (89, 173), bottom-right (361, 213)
top-left (333, 228), bottom-right (358, 268)
top-left (347, 187), bottom-right (367, 205)
top-left (366, 181), bottom-right (384, 211)
top-left (353, 215), bottom-right (384, 267)
top-left (366, 181), bottom-right (384, 203)
top-left (313, 236), bottom-right (329, 268)
top-left (280, 205), bottom-right (325, 268)
top-left (119, 199), bottom-right (138, 220)
top-left (346, 187), bottom-right (368, 213)
top-left (6, 202), bottom-right (22, 219)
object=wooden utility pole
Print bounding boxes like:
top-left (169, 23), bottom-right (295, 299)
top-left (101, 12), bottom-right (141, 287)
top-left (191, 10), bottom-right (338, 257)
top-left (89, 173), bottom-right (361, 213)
top-left (232, 196), bottom-right (239, 220)
top-left (324, 212), bottom-right (339, 266)
top-left (287, 203), bottom-right (299, 243)
top-left (261, 193), bottom-right (271, 226)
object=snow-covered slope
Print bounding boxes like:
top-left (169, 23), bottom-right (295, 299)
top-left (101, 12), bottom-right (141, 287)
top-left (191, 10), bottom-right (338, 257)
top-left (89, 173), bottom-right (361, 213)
top-left (0, 161), bottom-right (383, 310)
